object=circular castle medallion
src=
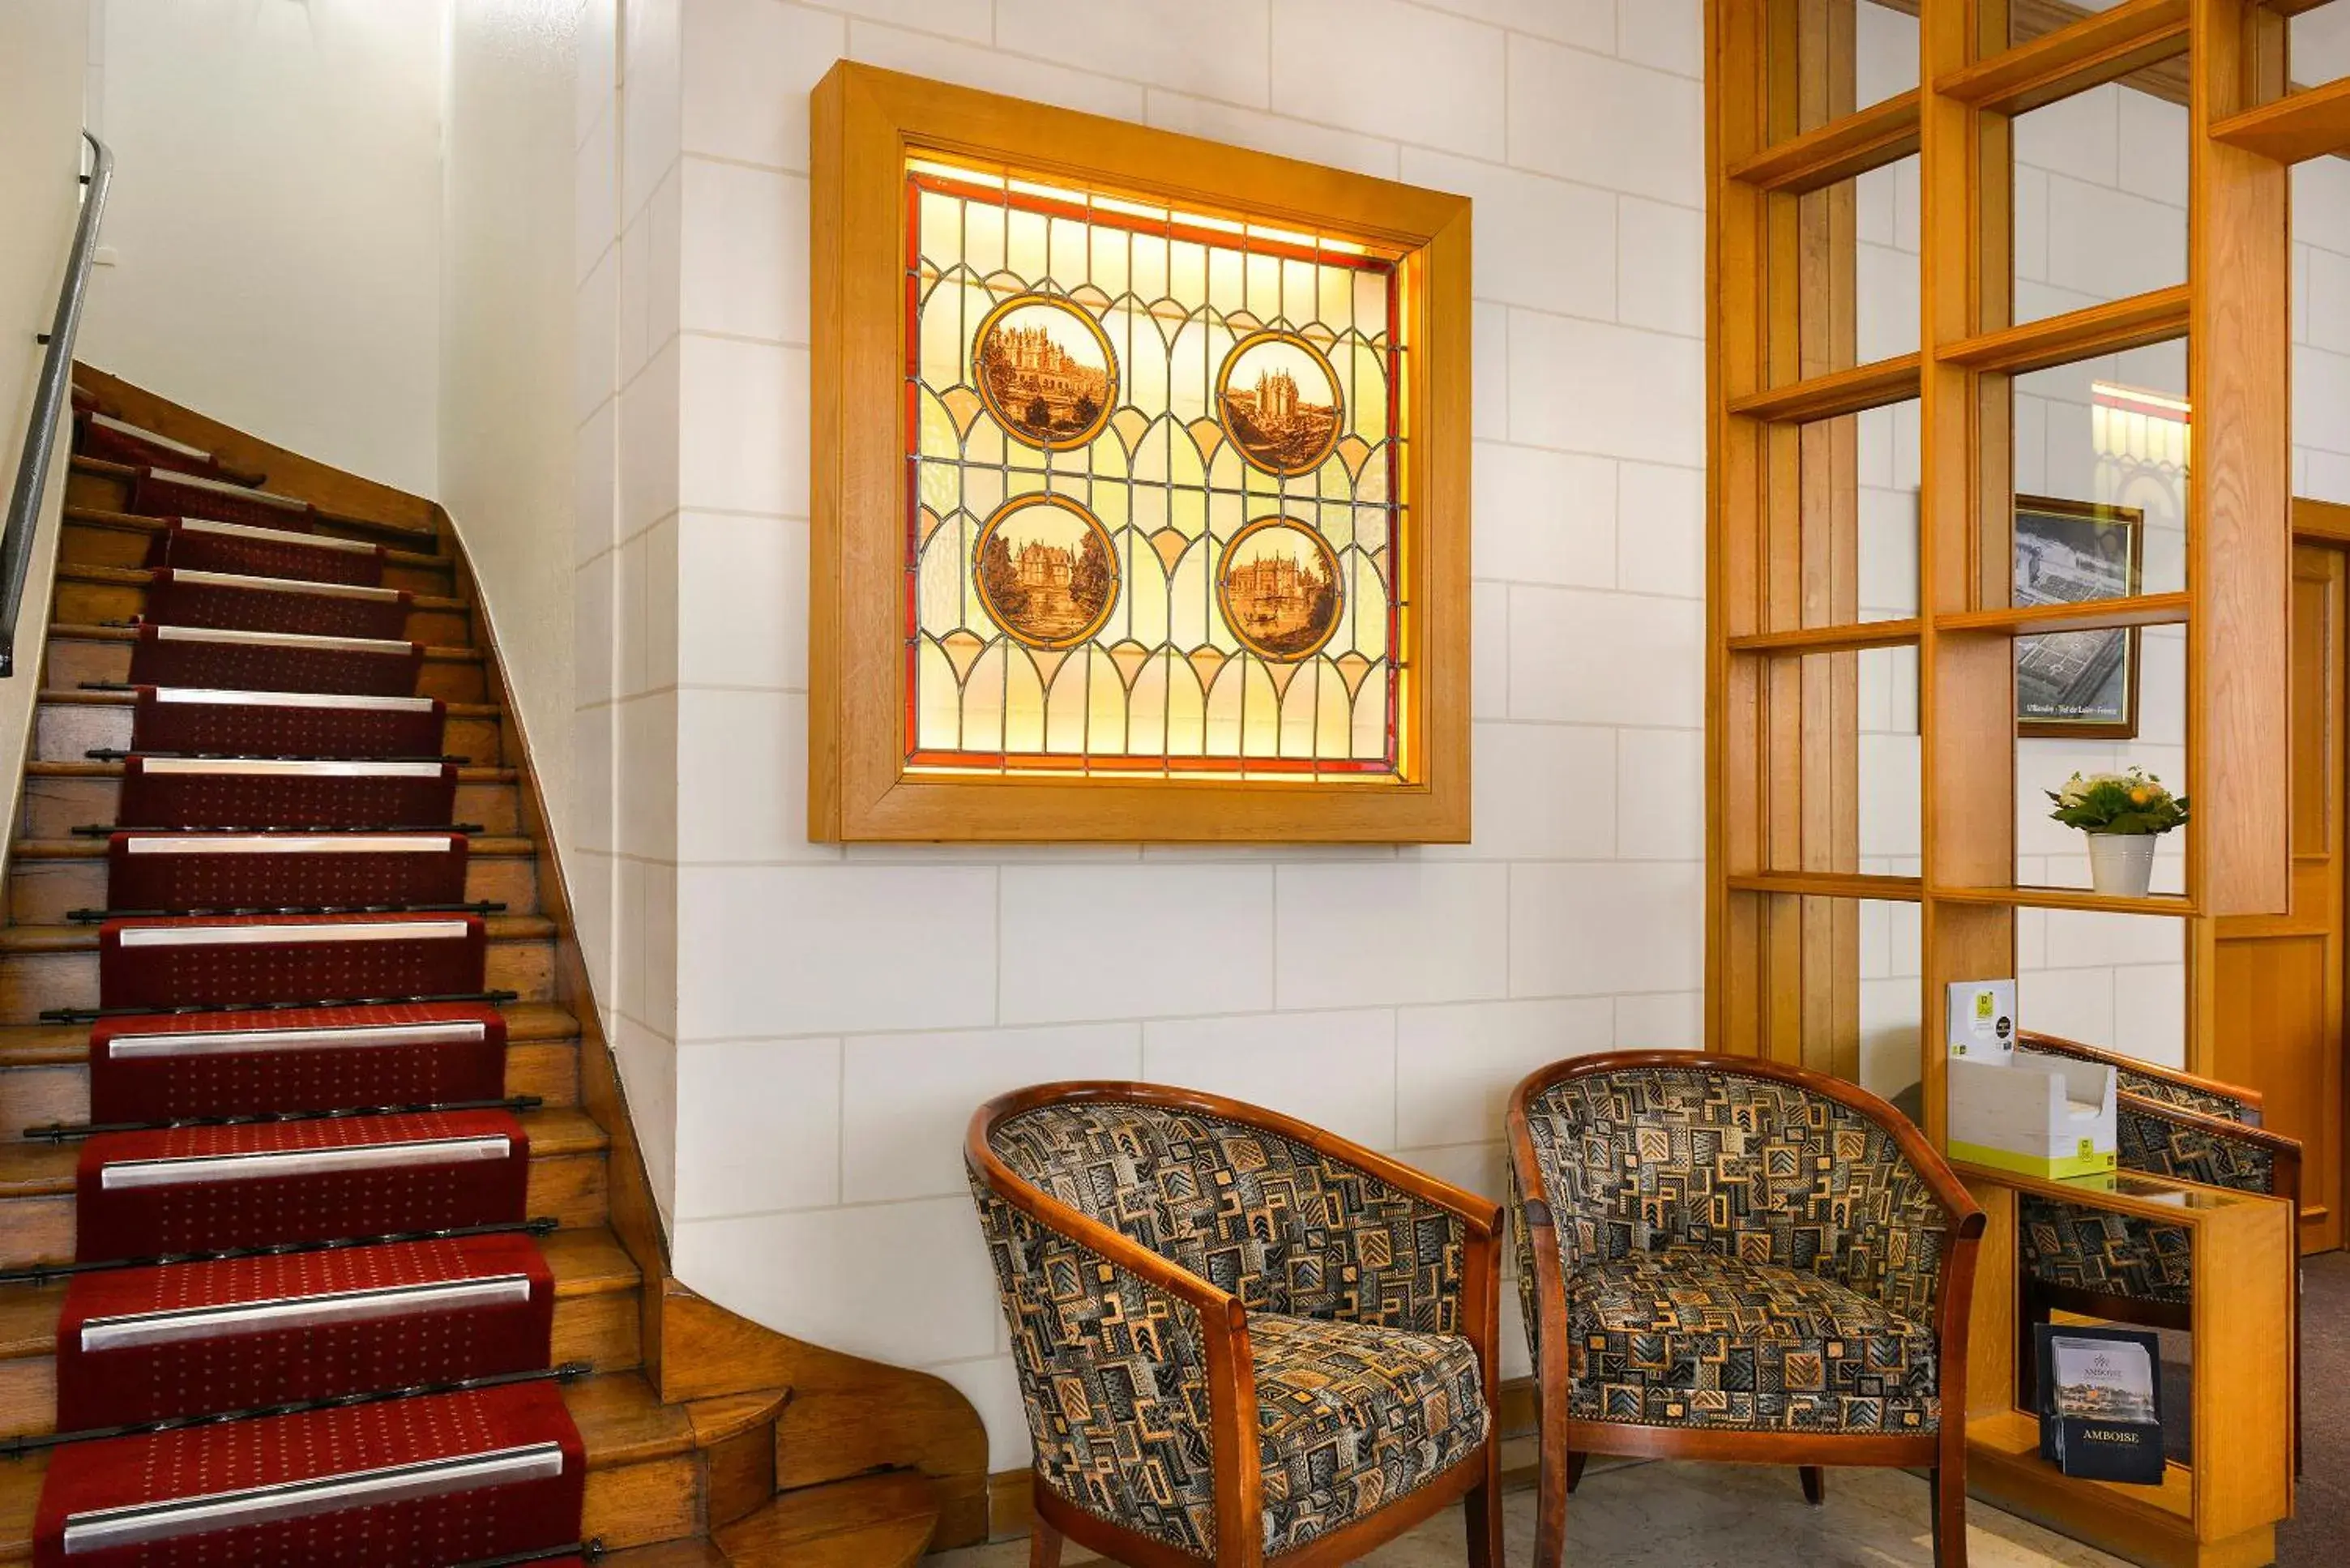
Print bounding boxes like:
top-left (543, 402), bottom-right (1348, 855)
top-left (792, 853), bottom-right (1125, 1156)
top-left (1216, 516), bottom-right (1343, 662)
top-left (973, 493), bottom-right (1122, 651)
top-left (972, 294), bottom-right (1118, 451)
top-left (1216, 331), bottom-right (1344, 477)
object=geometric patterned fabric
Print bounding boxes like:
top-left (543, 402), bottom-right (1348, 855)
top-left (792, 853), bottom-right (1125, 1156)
top-left (1250, 1311), bottom-right (1488, 1552)
top-left (2013, 1039), bottom-right (2280, 1307)
top-left (1564, 1250), bottom-right (1937, 1432)
top-left (1511, 1063), bottom-right (1954, 1435)
top-left (2019, 1036), bottom-right (2259, 1122)
top-left (974, 1097), bottom-right (1486, 1558)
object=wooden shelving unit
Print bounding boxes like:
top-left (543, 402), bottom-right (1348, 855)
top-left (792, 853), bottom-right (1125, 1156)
top-left (1705, 0), bottom-right (2339, 1560)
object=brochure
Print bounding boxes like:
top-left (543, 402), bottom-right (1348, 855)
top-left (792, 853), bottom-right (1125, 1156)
top-left (2035, 1324), bottom-right (2166, 1485)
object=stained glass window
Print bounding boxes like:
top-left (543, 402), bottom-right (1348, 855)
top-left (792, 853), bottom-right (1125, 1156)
top-left (904, 157), bottom-right (1408, 780)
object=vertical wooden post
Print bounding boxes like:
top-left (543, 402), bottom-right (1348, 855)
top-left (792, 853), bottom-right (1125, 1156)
top-left (1916, 0), bottom-right (2016, 1145)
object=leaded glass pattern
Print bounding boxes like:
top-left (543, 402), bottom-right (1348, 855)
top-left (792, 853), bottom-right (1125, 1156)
top-left (904, 158), bottom-right (1408, 779)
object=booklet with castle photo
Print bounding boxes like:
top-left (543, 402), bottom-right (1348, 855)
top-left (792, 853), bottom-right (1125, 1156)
top-left (2036, 1325), bottom-right (2165, 1484)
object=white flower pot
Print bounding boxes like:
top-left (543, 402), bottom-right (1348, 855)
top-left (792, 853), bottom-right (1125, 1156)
top-left (2084, 832), bottom-right (2157, 898)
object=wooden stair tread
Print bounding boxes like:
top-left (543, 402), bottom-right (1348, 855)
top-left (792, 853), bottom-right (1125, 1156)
top-left (0, 912), bottom-right (554, 954)
top-left (46, 623), bottom-right (482, 662)
top-left (0, 1225), bottom-right (637, 1365)
top-left (64, 459), bottom-right (440, 549)
top-left (62, 506), bottom-right (452, 574)
top-left (0, 1002), bottom-right (581, 1070)
top-left (0, 1452), bottom-right (41, 1562)
top-left (53, 562), bottom-right (468, 613)
top-left (64, 502), bottom-right (453, 566)
top-left (24, 759), bottom-right (514, 783)
top-left (0, 1288), bottom-right (60, 1361)
top-left (712, 1472), bottom-right (940, 1564)
top-left (36, 687), bottom-right (497, 717)
top-left (566, 1369), bottom-right (699, 1468)
top-left (600, 1538), bottom-right (733, 1566)
top-left (11, 835), bottom-right (534, 861)
top-left (0, 1106), bottom-right (608, 1198)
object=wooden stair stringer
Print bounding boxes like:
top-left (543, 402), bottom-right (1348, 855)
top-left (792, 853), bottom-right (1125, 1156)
top-left (453, 486), bottom-right (991, 1556)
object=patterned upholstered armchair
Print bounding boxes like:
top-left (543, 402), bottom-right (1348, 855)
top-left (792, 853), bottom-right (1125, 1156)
top-left (1508, 1052), bottom-right (1985, 1568)
top-left (968, 1082), bottom-right (1506, 1568)
top-left (2012, 1033), bottom-right (2302, 1452)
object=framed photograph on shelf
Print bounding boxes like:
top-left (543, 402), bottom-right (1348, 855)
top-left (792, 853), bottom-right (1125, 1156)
top-left (809, 63), bottom-right (1472, 842)
top-left (2013, 496), bottom-right (2145, 740)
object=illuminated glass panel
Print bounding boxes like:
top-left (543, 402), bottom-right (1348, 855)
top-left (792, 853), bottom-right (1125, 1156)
top-left (904, 158), bottom-right (1408, 780)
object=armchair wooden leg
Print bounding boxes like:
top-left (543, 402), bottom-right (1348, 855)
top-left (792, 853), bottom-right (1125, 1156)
top-left (1535, 1438), bottom-right (1569, 1568)
top-left (1463, 1438), bottom-right (1505, 1568)
top-left (1027, 1514), bottom-right (1063, 1568)
top-left (1799, 1465), bottom-right (1825, 1506)
top-left (1565, 1451), bottom-right (1588, 1494)
top-left (1929, 1452), bottom-right (1968, 1568)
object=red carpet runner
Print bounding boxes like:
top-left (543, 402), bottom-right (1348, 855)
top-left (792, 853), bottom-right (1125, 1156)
top-left (15, 412), bottom-right (588, 1567)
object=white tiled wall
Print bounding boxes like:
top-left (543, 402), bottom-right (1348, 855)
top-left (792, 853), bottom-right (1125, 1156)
top-left (647, 0), bottom-right (1707, 1468)
top-left (574, 0), bottom-right (685, 1222)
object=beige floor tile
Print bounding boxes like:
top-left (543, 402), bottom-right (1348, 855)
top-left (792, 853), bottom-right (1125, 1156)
top-left (928, 1460), bottom-right (2130, 1567)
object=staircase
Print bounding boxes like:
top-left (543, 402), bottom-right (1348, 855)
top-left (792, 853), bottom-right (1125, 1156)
top-left (0, 373), bottom-right (986, 1566)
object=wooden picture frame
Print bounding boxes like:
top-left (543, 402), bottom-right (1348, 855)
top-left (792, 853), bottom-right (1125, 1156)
top-left (810, 62), bottom-right (1472, 843)
top-left (2012, 495), bottom-right (2145, 740)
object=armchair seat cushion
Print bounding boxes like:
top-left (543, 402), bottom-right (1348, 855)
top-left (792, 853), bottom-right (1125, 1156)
top-left (1566, 1250), bottom-right (1939, 1433)
top-left (1250, 1312), bottom-right (1489, 1553)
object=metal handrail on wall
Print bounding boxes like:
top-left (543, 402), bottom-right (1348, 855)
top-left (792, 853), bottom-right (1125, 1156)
top-left (0, 130), bottom-right (113, 679)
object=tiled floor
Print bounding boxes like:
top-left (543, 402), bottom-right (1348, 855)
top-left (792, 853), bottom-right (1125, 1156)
top-left (930, 1456), bottom-right (2130, 1566)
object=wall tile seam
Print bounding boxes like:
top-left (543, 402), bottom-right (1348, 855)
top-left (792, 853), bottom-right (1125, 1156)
top-left (1501, 295), bottom-right (1704, 342)
top-left (824, 16), bottom-right (1698, 187)
top-left (670, 681), bottom-right (811, 697)
top-left (604, 509), bottom-right (684, 554)
top-left (677, 147), bottom-right (806, 180)
top-left (617, 155), bottom-right (683, 240)
top-left (608, 1010), bottom-right (679, 1046)
top-left (1475, 429), bottom-right (1702, 470)
top-left (673, 985), bottom-right (1699, 1049)
top-left (677, 325), bottom-right (809, 352)
top-left (670, 504), bottom-right (810, 523)
top-left (617, 334), bottom-right (683, 396)
top-left (573, 391), bottom-right (620, 437)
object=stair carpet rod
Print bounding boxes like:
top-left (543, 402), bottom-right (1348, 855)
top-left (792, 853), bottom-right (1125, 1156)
top-left (84, 749), bottom-right (471, 765)
top-left (41, 988), bottom-right (521, 1025)
top-left (73, 823), bottom-right (487, 836)
top-left (0, 1360), bottom-right (594, 1458)
top-left (0, 1216), bottom-right (560, 1290)
top-left (23, 1093), bottom-right (544, 1143)
top-left (67, 901), bottom-right (508, 923)
top-left (452, 1545), bottom-right (607, 1568)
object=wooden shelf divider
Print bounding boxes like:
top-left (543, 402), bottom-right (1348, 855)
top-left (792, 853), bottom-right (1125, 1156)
top-left (1724, 89), bottom-right (1922, 193)
top-left (1929, 883), bottom-right (2196, 917)
top-left (1724, 353), bottom-right (1922, 423)
top-left (1724, 617), bottom-right (1923, 654)
top-left (2211, 74), bottom-right (2350, 165)
top-left (1726, 871), bottom-right (1925, 902)
top-left (1932, 0), bottom-right (2190, 115)
top-left (1933, 590), bottom-right (2191, 636)
top-left (1937, 284), bottom-right (2190, 374)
